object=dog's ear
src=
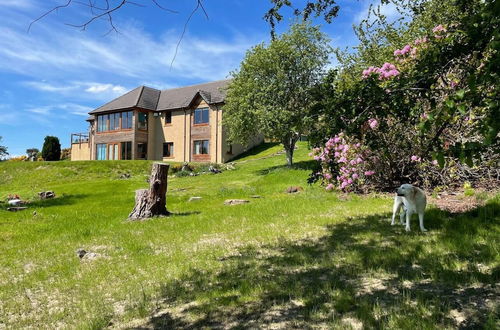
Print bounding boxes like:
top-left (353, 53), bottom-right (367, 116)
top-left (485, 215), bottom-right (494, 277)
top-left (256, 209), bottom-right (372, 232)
top-left (411, 186), bottom-right (418, 199)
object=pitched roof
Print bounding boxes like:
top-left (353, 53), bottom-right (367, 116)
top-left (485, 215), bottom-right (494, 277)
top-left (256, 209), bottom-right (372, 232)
top-left (88, 79), bottom-right (231, 115)
top-left (157, 79), bottom-right (230, 111)
top-left (88, 86), bottom-right (161, 114)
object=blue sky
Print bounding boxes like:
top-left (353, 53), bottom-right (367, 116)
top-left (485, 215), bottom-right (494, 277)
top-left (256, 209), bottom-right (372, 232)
top-left (0, 0), bottom-right (399, 156)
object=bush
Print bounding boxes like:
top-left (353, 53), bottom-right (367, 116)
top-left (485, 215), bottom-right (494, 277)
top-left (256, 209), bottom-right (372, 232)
top-left (42, 136), bottom-right (61, 161)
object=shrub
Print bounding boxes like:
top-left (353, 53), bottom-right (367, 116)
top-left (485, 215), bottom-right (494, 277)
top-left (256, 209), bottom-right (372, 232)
top-left (42, 136), bottom-right (61, 161)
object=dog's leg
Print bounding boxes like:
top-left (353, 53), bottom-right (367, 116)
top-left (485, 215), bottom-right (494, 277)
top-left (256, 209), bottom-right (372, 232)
top-left (405, 210), bottom-right (411, 232)
top-left (400, 206), bottom-right (406, 225)
top-left (391, 198), bottom-right (402, 226)
top-left (419, 212), bottom-right (427, 232)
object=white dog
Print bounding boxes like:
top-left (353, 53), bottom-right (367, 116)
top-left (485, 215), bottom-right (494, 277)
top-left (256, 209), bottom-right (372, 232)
top-left (391, 184), bottom-right (427, 232)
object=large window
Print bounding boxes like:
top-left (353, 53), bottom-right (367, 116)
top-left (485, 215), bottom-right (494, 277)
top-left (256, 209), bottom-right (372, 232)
top-left (163, 142), bottom-right (174, 157)
top-left (97, 114), bottom-right (109, 132)
top-left (109, 113), bottom-right (120, 130)
top-left (138, 112), bottom-right (148, 130)
top-left (193, 140), bottom-right (209, 155)
top-left (121, 142), bottom-right (132, 160)
top-left (137, 143), bottom-right (147, 159)
top-left (194, 108), bottom-right (209, 125)
top-left (122, 111), bottom-right (133, 129)
top-left (96, 144), bottom-right (107, 160)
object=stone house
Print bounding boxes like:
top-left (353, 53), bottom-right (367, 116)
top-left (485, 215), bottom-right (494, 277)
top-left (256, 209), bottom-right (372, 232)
top-left (70, 80), bottom-right (262, 162)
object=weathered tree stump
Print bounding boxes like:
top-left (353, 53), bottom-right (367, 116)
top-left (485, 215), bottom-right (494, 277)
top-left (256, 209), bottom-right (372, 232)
top-left (128, 163), bottom-right (170, 220)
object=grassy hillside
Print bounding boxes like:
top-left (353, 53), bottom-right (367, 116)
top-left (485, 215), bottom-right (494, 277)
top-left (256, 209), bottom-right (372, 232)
top-left (0, 143), bottom-right (498, 329)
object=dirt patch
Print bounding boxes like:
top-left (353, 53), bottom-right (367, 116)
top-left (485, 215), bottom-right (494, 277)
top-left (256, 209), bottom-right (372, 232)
top-left (429, 192), bottom-right (485, 213)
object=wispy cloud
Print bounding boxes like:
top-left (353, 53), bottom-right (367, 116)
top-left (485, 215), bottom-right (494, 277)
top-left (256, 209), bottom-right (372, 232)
top-left (27, 103), bottom-right (93, 117)
top-left (354, 0), bottom-right (403, 23)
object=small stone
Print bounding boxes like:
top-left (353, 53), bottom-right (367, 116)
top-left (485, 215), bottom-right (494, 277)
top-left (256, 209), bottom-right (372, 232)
top-left (224, 199), bottom-right (250, 205)
top-left (285, 186), bottom-right (303, 193)
top-left (188, 197), bottom-right (202, 202)
top-left (38, 191), bottom-right (55, 199)
top-left (8, 199), bottom-right (22, 206)
top-left (76, 249), bottom-right (87, 259)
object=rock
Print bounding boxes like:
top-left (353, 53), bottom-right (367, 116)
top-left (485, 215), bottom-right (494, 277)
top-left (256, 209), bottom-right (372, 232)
top-left (76, 249), bottom-right (87, 259)
top-left (209, 166), bottom-right (222, 174)
top-left (119, 173), bottom-right (131, 179)
top-left (8, 199), bottom-right (22, 206)
top-left (7, 207), bottom-right (28, 212)
top-left (224, 199), bottom-right (250, 205)
top-left (285, 186), bottom-right (303, 194)
top-left (38, 191), bottom-right (55, 199)
top-left (188, 197), bottom-right (202, 202)
top-left (225, 163), bottom-right (236, 170)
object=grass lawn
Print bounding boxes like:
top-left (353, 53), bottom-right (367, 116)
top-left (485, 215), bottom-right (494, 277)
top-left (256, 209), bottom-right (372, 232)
top-left (0, 142), bottom-right (498, 329)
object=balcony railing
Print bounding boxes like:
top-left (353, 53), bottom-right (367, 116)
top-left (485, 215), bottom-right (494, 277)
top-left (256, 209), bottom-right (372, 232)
top-left (71, 133), bottom-right (89, 144)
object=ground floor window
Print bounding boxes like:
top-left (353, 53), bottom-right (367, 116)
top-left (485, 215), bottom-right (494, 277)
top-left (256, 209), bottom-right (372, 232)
top-left (96, 143), bottom-right (106, 160)
top-left (163, 142), bottom-right (174, 157)
top-left (121, 142), bottom-right (132, 160)
top-left (137, 143), bottom-right (147, 159)
top-left (193, 140), bottom-right (209, 155)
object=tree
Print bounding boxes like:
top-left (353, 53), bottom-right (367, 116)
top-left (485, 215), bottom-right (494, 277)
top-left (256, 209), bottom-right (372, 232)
top-left (26, 148), bottom-right (39, 161)
top-left (224, 22), bottom-right (330, 166)
top-left (0, 136), bottom-right (8, 158)
top-left (42, 136), bottom-right (61, 161)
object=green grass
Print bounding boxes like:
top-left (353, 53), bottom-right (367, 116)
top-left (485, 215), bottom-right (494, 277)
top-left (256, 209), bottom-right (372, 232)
top-left (0, 142), bottom-right (498, 329)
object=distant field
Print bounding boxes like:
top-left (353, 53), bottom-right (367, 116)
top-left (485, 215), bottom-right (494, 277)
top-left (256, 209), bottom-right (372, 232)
top-left (0, 143), bottom-right (498, 329)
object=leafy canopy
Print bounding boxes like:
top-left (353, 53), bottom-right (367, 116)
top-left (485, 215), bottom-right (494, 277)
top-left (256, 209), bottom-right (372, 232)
top-left (224, 22), bottom-right (331, 165)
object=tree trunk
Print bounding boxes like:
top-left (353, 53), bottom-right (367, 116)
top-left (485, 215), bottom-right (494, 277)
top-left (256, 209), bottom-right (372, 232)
top-left (128, 163), bottom-right (170, 220)
top-left (283, 134), bottom-right (298, 167)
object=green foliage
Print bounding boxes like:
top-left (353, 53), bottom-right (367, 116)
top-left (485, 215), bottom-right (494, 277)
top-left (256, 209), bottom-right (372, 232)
top-left (41, 136), bottom-right (61, 161)
top-left (0, 136), bottom-right (8, 158)
top-left (224, 22), bottom-right (331, 166)
top-left (310, 0), bottom-right (499, 188)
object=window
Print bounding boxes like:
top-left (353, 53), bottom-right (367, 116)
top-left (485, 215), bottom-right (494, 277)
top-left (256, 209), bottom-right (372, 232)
top-left (138, 112), bottom-right (148, 130)
top-left (97, 114), bottom-right (109, 132)
top-left (121, 141), bottom-right (132, 160)
top-left (110, 113), bottom-right (120, 130)
top-left (193, 140), bottom-right (209, 155)
top-left (137, 143), bottom-right (147, 159)
top-left (163, 142), bottom-right (174, 157)
top-left (96, 144), bottom-right (107, 160)
top-left (165, 112), bottom-right (172, 125)
top-left (194, 108), bottom-right (209, 125)
top-left (122, 111), bottom-right (133, 129)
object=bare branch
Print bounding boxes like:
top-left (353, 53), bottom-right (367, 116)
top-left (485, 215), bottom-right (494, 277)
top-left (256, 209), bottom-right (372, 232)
top-left (28, 0), bottom-right (73, 32)
top-left (170, 0), bottom-right (209, 70)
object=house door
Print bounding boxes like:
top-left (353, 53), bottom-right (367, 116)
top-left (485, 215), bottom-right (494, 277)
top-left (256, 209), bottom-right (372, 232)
top-left (108, 143), bottom-right (119, 160)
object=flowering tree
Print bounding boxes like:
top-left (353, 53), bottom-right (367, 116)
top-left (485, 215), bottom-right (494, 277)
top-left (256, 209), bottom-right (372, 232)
top-left (309, 0), bottom-right (499, 190)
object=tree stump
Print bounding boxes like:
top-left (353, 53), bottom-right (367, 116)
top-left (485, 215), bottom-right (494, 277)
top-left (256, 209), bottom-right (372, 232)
top-left (128, 163), bottom-right (170, 220)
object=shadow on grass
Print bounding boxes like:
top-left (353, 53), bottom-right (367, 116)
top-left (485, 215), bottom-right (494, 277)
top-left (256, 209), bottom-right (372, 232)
top-left (132, 199), bottom-right (499, 329)
top-left (169, 211), bottom-right (201, 217)
top-left (230, 142), bottom-right (281, 162)
top-left (0, 194), bottom-right (88, 211)
top-left (256, 159), bottom-right (318, 176)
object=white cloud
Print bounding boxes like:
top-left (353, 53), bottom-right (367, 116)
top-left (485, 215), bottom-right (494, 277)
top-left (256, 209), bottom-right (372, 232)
top-left (27, 103), bottom-right (93, 117)
top-left (0, 12), bottom-right (259, 84)
top-left (84, 83), bottom-right (127, 95)
top-left (0, 0), bottom-right (33, 9)
top-left (354, 0), bottom-right (403, 23)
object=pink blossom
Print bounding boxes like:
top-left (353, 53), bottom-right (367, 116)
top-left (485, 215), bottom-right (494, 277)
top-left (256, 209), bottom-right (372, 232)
top-left (432, 160), bottom-right (439, 166)
top-left (350, 159), bottom-right (357, 165)
top-left (347, 179), bottom-right (353, 184)
top-left (364, 170), bottom-right (375, 176)
top-left (333, 136), bottom-right (341, 143)
top-left (352, 173), bottom-right (359, 179)
top-left (338, 157), bottom-right (347, 163)
top-left (368, 118), bottom-right (378, 129)
top-left (356, 157), bottom-right (364, 164)
top-left (324, 173), bottom-right (332, 180)
top-left (334, 152), bottom-right (340, 158)
top-left (326, 183), bottom-right (334, 191)
top-left (355, 143), bottom-right (361, 148)
top-left (351, 167), bottom-right (357, 172)
top-left (432, 24), bottom-right (446, 33)
top-left (394, 49), bottom-right (402, 56)
top-left (420, 112), bottom-right (428, 120)
top-left (411, 155), bottom-right (421, 162)
top-left (314, 156), bottom-right (320, 161)
top-left (340, 181), bottom-right (349, 189)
